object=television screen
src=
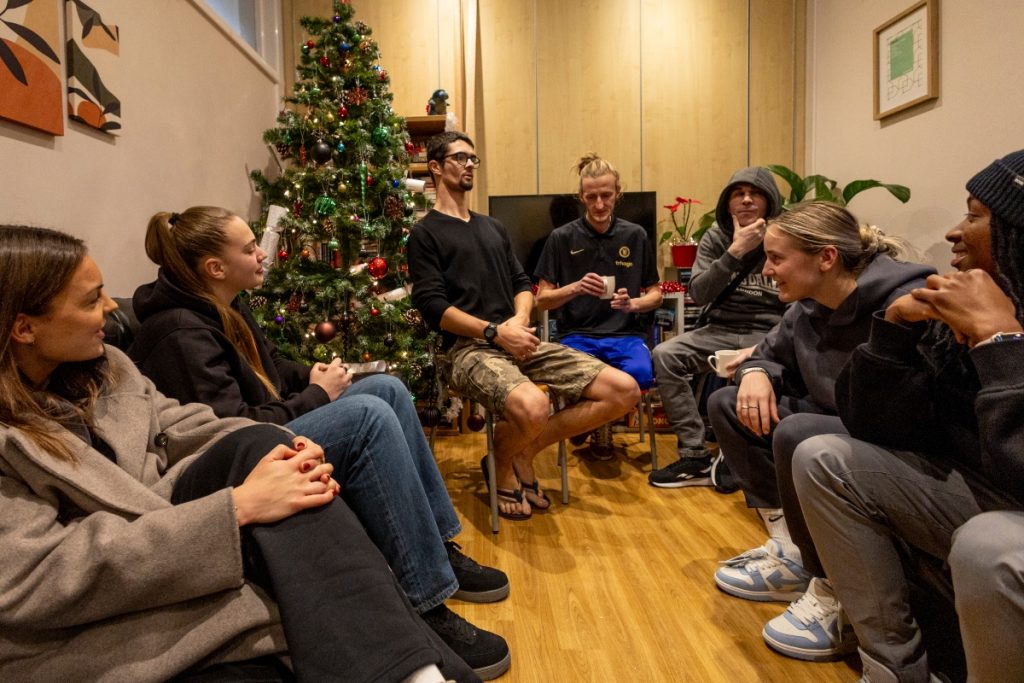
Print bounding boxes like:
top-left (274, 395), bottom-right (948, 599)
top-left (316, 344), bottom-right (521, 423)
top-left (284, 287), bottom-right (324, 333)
top-left (488, 191), bottom-right (658, 282)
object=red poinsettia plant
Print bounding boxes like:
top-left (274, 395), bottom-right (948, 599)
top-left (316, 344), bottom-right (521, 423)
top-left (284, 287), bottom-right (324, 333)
top-left (658, 197), bottom-right (704, 245)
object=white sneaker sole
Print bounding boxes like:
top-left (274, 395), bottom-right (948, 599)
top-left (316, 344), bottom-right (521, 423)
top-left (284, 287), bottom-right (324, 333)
top-left (714, 574), bottom-right (807, 602)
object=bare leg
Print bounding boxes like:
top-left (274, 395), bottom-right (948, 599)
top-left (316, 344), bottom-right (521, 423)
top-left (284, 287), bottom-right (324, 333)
top-left (492, 382), bottom-right (551, 517)
top-left (513, 367), bottom-right (638, 490)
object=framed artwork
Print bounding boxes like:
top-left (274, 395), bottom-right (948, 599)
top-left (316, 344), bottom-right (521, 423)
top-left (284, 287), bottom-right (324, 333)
top-left (0, 0), bottom-right (64, 135)
top-left (65, 0), bottom-right (121, 134)
top-left (873, 0), bottom-right (939, 120)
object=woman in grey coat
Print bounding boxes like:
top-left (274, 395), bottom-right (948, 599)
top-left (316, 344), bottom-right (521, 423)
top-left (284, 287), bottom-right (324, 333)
top-left (0, 226), bottom-right (475, 683)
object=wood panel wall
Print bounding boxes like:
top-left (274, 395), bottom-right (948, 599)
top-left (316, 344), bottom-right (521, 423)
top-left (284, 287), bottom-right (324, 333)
top-left (281, 0), bottom-right (804, 261)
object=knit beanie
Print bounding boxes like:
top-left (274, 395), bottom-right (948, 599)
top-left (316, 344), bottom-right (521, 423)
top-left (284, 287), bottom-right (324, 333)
top-left (966, 149), bottom-right (1024, 231)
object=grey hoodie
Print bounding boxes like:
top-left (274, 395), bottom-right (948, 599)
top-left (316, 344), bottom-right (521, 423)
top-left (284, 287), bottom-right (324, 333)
top-left (688, 167), bottom-right (787, 331)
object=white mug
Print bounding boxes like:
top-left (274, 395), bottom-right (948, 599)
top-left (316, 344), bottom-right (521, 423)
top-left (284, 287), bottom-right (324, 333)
top-left (707, 349), bottom-right (742, 378)
top-left (600, 275), bottom-right (616, 299)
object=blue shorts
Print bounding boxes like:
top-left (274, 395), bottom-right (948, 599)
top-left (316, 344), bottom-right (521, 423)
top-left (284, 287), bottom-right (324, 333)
top-left (559, 334), bottom-right (653, 390)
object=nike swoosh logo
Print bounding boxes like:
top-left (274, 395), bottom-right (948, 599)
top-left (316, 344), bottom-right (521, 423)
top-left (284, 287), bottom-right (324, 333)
top-left (570, 249), bottom-right (585, 255)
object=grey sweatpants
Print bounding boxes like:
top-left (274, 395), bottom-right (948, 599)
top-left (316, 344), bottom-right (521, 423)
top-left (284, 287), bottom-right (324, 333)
top-left (792, 434), bottom-right (1016, 683)
top-left (950, 510), bottom-right (1024, 683)
top-left (651, 324), bottom-right (768, 451)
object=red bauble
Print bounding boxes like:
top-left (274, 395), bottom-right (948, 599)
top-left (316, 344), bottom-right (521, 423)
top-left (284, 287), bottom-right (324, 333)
top-left (319, 55), bottom-right (330, 67)
top-left (370, 307), bottom-right (380, 317)
top-left (366, 174), bottom-right (375, 186)
top-left (337, 105), bottom-right (348, 118)
top-left (305, 40), bottom-right (315, 49)
top-left (314, 321), bottom-right (337, 343)
top-left (367, 256), bottom-right (388, 279)
top-left (362, 352), bottom-right (373, 362)
top-left (467, 412), bottom-right (486, 432)
top-left (277, 249), bottom-right (289, 261)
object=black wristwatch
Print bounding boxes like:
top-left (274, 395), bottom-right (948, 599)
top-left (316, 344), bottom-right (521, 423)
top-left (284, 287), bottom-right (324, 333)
top-left (483, 322), bottom-right (499, 346)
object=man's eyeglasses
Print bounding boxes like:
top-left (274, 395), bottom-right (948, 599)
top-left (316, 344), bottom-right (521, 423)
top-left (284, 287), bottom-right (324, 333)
top-left (443, 152), bottom-right (481, 167)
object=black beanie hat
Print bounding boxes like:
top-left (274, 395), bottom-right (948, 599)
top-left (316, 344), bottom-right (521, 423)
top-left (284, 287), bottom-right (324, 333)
top-left (966, 149), bottom-right (1024, 231)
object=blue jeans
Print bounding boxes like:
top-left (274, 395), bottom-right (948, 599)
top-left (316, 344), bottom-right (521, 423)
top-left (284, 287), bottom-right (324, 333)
top-left (286, 374), bottom-right (461, 613)
top-left (559, 333), bottom-right (654, 389)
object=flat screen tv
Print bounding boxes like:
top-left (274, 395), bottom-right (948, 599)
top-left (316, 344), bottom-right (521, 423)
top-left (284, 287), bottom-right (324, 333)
top-left (488, 191), bottom-right (658, 282)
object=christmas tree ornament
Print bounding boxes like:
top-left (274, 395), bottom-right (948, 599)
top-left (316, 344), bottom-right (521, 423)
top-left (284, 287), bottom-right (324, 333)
top-left (367, 256), bottom-right (388, 279)
top-left (355, 21), bottom-right (368, 32)
top-left (322, 217), bottom-right (334, 233)
top-left (310, 86), bottom-right (321, 97)
top-left (274, 314), bottom-right (285, 325)
top-left (340, 41), bottom-right (351, 51)
top-left (332, 14), bottom-right (341, 23)
top-left (466, 412), bottom-right (486, 432)
top-left (420, 405), bottom-right (441, 428)
top-left (298, 146), bottom-right (308, 165)
top-left (371, 125), bottom-right (391, 145)
top-left (391, 179), bottom-right (401, 188)
top-left (314, 195), bottom-right (337, 215)
top-left (335, 141), bottom-right (345, 153)
top-left (277, 249), bottom-right (289, 261)
top-left (345, 87), bottom-right (368, 106)
top-left (384, 195), bottom-right (404, 220)
top-left (327, 237), bottom-right (340, 250)
top-left (378, 69), bottom-right (389, 82)
top-left (314, 321), bottom-right (337, 343)
top-left (337, 105), bottom-right (348, 118)
top-left (359, 39), bottom-right (372, 54)
top-left (336, 180), bottom-right (347, 193)
top-left (404, 201), bottom-right (416, 217)
top-left (366, 173), bottom-right (375, 186)
top-left (300, 246), bottom-right (311, 259)
top-left (325, 111), bottom-right (335, 123)
top-left (319, 55), bottom-right (330, 68)
top-left (287, 292), bottom-right (301, 312)
top-left (362, 351), bottom-right (373, 362)
top-left (305, 40), bottom-right (315, 50)
top-left (370, 307), bottom-right (380, 317)
top-left (404, 141), bottom-right (418, 154)
top-left (299, 296), bottom-right (310, 313)
top-left (249, 295), bottom-right (268, 309)
top-left (384, 333), bottom-right (395, 348)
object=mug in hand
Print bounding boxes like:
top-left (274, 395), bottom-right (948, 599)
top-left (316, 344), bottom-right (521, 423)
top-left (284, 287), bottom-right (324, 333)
top-left (707, 349), bottom-right (742, 378)
top-left (600, 275), bottom-right (616, 299)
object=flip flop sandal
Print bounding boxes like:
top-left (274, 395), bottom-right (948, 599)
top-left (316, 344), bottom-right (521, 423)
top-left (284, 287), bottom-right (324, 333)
top-left (517, 479), bottom-right (551, 511)
top-left (480, 455), bottom-right (532, 520)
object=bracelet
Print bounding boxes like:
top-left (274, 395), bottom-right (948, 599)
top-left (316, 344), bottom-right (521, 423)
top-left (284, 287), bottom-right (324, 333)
top-left (976, 331), bottom-right (1024, 347)
top-left (737, 367), bottom-right (770, 381)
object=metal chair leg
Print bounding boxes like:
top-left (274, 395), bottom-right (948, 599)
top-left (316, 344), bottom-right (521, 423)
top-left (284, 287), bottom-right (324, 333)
top-left (645, 390), bottom-right (658, 470)
top-left (485, 410), bottom-right (499, 534)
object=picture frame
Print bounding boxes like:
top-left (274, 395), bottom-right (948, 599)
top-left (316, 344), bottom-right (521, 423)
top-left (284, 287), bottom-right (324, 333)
top-left (873, 0), bottom-right (939, 120)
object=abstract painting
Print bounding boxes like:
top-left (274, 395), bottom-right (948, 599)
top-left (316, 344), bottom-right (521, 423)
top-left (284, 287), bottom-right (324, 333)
top-left (0, 0), bottom-right (64, 135)
top-left (66, 0), bottom-right (120, 134)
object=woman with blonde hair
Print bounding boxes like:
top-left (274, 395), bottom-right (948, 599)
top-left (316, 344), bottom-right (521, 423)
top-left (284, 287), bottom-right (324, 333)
top-left (0, 225), bottom-right (477, 683)
top-left (128, 207), bottom-right (510, 679)
top-left (706, 201), bottom-right (935, 663)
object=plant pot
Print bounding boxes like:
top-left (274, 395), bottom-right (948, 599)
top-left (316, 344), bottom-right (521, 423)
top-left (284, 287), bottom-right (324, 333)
top-left (671, 242), bottom-right (698, 268)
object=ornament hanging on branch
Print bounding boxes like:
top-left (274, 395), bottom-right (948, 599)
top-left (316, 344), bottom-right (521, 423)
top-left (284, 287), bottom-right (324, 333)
top-left (345, 86), bottom-right (369, 106)
top-left (367, 257), bottom-right (389, 279)
top-left (314, 321), bottom-right (337, 343)
top-left (311, 140), bottom-right (332, 164)
top-left (371, 125), bottom-right (391, 146)
top-left (314, 195), bottom-right (337, 216)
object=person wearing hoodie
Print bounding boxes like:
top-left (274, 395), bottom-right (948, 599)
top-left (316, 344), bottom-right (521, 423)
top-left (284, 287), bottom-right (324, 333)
top-left (793, 151), bottom-right (1024, 682)
top-left (128, 206), bottom-right (511, 681)
top-left (709, 201), bottom-right (934, 664)
top-left (649, 167), bottom-right (787, 487)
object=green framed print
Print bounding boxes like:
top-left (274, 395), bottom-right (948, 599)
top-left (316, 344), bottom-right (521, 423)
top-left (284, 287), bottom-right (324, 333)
top-left (873, 0), bottom-right (939, 120)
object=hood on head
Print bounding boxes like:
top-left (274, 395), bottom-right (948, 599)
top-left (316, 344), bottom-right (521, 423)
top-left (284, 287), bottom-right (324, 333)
top-left (714, 166), bottom-right (783, 237)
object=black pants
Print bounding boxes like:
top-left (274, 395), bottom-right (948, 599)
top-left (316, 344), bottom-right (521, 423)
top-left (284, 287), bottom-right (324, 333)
top-left (172, 424), bottom-right (478, 683)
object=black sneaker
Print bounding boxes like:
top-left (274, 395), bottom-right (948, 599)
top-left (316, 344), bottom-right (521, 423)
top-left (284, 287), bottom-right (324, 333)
top-left (710, 452), bottom-right (739, 493)
top-left (447, 541), bottom-right (510, 603)
top-left (647, 453), bottom-right (713, 488)
top-left (421, 604), bottom-right (511, 680)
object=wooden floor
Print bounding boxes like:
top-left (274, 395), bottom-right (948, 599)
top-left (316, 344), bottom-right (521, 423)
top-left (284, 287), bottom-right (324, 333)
top-left (434, 429), bottom-right (861, 683)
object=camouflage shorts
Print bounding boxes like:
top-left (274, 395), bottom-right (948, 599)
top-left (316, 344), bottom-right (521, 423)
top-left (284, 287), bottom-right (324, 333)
top-left (447, 339), bottom-right (607, 418)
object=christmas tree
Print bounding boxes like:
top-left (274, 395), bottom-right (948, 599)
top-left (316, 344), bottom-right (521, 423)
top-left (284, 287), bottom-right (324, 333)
top-left (249, 0), bottom-right (437, 402)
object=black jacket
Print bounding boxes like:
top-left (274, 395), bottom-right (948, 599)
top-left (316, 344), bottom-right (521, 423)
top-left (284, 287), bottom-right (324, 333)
top-left (128, 271), bottom-right (329, 424)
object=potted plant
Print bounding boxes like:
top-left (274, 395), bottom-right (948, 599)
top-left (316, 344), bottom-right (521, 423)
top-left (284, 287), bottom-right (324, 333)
top-left (694, 164), bottom-right (912, 230)
top-left (659, 196), bottom-right (706, 268)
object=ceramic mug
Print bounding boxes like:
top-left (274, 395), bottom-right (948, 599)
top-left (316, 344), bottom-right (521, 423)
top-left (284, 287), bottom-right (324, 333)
top-left (600, 275), bottom-right (616, 299)
top-left (707, 349), bottom-right (742, 378)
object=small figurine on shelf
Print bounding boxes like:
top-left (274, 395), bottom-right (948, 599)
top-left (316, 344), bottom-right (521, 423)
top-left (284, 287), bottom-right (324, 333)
top-left (426, 88), bottom-right (448, 115)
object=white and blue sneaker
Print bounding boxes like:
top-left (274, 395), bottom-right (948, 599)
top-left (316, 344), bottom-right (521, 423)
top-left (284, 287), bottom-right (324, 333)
top-left (714, 538), bottom-right (811, 602)
top-left (762, 577), bottom-right (857, 662)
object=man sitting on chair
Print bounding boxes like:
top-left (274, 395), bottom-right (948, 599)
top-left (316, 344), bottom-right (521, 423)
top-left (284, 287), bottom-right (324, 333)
top-left (534, 153), bottom-right (663, 459)
top-left (408, 132), bottom-right (638, 521)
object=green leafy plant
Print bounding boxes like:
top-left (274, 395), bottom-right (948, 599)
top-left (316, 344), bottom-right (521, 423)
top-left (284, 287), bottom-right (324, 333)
top-left (696, 164), bottom-right (912, 231)
top-left (658, 197), bottom-right (707, 245)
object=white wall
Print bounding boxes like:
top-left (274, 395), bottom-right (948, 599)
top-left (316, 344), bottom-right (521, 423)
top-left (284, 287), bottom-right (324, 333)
top-left (0, 0), bottom-right (280, 295)
top-left (806, 0), bottom-right (1024, 270)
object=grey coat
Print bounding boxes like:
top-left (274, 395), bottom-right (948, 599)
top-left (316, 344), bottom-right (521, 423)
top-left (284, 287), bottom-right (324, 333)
top-left (0, 347), bottom-right (288, 682)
